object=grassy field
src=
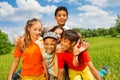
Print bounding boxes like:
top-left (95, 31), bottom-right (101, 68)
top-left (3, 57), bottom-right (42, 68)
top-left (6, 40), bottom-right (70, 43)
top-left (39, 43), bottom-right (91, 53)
top-left (84, 36), bottom-right (120, 80)
top-left (0, 36), bottom-right (120, 79)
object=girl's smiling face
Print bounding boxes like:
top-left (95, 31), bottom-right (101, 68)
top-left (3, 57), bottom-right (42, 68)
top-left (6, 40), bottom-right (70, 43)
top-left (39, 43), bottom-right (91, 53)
top-left (29, 21), bottom-right (42, 41)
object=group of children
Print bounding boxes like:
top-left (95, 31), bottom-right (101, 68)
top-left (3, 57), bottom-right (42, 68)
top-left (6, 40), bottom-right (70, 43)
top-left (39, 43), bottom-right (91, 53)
top-left (8, 6), bottom-right (108, 80)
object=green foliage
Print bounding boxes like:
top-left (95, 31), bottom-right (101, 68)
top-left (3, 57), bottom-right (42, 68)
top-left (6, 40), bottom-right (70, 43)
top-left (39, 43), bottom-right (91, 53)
top-left (115, 14), bottom-right (120, 33)
top-left (0, 29), bottom-right (13, 55)
top-left (97, 28), bottom-right (109, 36)
top-left (73, 28), bottom-right (109, 38)
top-left (109, 27), bottom-right (118, 37)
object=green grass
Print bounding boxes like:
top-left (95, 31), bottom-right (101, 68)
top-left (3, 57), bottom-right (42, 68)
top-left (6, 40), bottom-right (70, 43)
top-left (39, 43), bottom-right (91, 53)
top-left (0, 48), bottom-right (21, 79)
top-left (84, 36), bottom-right (120, 80)
top-left (0, 36), bottom-right (120, 79)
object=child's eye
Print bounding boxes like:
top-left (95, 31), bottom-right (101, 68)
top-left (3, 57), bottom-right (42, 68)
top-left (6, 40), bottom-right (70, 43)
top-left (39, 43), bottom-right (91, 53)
top-left (63, 40), bottom-right (67, 42)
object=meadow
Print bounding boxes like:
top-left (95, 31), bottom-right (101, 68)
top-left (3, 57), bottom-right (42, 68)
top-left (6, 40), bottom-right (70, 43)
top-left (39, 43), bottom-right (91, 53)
top-left (0, 36), bottom-right (120, 80)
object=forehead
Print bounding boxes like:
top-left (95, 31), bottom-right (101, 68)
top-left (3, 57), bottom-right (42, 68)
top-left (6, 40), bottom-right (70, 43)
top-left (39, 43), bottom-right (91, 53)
top-left (31, 22), bottom-right (42, 28)
top-left (54, 28), bottom-right (63, 32)
top-left (56, 10), bottom-right (67, 15)
top-left (61, 37), bottom-right (70, 41)
top-left (44, 38), bottom-right (57, 42)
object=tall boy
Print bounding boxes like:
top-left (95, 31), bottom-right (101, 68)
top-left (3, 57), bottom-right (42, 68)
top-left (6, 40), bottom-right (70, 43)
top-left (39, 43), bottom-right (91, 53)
top-left (57, 30), bottom-right (101, 80)
top-left (43, 6), bottom-right (70, 32)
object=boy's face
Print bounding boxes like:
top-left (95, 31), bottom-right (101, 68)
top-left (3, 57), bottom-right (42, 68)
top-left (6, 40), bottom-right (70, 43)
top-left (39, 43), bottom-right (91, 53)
top-left (43, 38), bottom-right (57, 54)
top-left (55, 10), bottom-right (68, 26)
top-left (60, 38), bottom-right (74, 52)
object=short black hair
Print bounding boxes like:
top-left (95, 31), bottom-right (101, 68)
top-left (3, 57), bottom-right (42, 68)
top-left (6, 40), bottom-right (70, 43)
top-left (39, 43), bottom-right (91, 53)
top-left (55, 6), bottom-right (68, 16)
top-left (61, 30), bottom-right (79, 44)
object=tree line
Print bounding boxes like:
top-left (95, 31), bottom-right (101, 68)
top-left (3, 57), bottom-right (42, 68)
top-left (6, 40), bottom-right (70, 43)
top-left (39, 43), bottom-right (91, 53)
top-left (73, 15), bottom-right (120, 38)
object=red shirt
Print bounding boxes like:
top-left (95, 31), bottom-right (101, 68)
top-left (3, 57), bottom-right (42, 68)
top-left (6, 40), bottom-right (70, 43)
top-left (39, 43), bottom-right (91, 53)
top-left (14, 42), bottom-right (44, 76)
top-left (57, 51), bottom-right (91, 71)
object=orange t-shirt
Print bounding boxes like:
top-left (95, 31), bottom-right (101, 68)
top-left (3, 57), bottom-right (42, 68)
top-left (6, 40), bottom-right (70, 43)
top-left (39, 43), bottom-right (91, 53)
top-left (14, 42), bottom-right (44, 76)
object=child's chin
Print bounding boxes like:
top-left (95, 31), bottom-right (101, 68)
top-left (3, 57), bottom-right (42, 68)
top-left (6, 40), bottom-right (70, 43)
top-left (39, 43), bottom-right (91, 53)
top-left (47, 51), bottom-right (53, 54)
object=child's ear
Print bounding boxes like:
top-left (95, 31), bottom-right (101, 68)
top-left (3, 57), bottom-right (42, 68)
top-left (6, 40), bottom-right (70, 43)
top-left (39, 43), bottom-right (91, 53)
top-left (71, 41), bottom-right (76, 47)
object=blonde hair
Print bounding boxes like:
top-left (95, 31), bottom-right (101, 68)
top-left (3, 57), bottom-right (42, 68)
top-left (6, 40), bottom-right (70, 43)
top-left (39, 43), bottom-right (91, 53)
top-left (18, 18), bottom-right (42, 52)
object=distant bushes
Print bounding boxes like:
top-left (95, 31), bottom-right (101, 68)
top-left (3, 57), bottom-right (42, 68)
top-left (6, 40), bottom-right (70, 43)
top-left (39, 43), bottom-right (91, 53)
top-left (0, 29), bottom-right (13, 55)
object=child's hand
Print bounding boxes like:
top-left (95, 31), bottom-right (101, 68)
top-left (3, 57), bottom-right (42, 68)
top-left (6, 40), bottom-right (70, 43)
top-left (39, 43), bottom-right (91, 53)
top-left (73, 56), bottom-right (79, 66)
top-left (73, 40), bottom-right (89, 56)
top-left (14, 36), bottom-right (20, 46)
top-left (81, 41), bottom-right (90, 50)
top-left (73, 40), bottom-right (80, 56)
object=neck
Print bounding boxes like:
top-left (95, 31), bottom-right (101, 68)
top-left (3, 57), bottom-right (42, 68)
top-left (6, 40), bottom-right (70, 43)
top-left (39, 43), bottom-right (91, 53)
top-left (31, 37), bottom-right (38, 42)
top-left (58, 24), bottom-right (65, 27)
top-left (67, 47), bottom-right (73, 53)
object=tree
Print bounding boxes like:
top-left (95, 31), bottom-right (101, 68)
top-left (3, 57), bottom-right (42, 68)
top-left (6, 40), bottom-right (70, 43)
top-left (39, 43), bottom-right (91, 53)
top-left (115, 15), bottom-right (120, 33)
top-left (0, 29), bottom-right (13, 55)
top-left (109, 27), bottom-right (118, 37)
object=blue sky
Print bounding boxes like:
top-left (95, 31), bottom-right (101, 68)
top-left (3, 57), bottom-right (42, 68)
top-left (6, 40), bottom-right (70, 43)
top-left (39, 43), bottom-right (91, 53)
top-left (0, 0), bottom-right (120, 42)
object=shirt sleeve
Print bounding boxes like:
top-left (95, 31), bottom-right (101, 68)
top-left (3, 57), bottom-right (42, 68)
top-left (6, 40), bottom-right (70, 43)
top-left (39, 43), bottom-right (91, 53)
top-left (14, 47), bottom-right (22, 57)
top-left (82, 51), bottom-right (91, 63)
top-left (57, 53), bottom-right (65, 69)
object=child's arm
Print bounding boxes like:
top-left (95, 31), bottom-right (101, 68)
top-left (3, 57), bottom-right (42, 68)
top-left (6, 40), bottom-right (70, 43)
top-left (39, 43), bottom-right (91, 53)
top-left (8, 57), bottom-right (20, 80)
top-left (87, 61), bottom-right (101, 80)
top-left (42, 57), bottom-right (48, 80)
top-left (73, 40), bottom-right (90, 66)
top-left (58, 68), bottom-right (64, 80)
top-left (14, 34), bottom-right (25, 46)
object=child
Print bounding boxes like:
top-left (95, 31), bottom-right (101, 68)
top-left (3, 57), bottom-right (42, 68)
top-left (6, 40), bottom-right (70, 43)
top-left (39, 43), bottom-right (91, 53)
top-left (54, 6), bottom-right (70, 30)
top-left (57, 30), bottom-right (101, 80)
top-left (42, 32), bottom-right (58, 80)
top-left (43, 6), bottom-right (70, 32)
top-left (73, 32), bottom-right (109, 79)
top-left (8, 18), bottom-right (48, 80)
top-left (49, 25), bottom-right (64, 43)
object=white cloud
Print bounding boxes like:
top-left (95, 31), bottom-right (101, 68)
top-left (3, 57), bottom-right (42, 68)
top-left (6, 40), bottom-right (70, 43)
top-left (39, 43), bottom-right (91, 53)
top-left (66, 0), bottom-right (80, 4)
top-left (77, 5), bottom-right (116, 28)
top-left (45, 0), bottom-right (80, 5)
top-left (86, 0), bottom-right (120, 7)
top-left (45, 0), bottom-right (62, 3)
top-left (0, 26), bottom-right (24, 43)
top-left (0, 2), bottom-right (14, 17)
top-left (0, 0), bottom-right (57, 22)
